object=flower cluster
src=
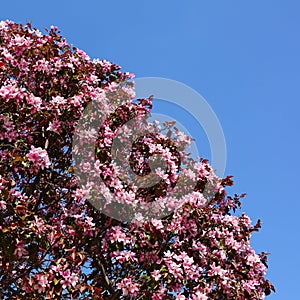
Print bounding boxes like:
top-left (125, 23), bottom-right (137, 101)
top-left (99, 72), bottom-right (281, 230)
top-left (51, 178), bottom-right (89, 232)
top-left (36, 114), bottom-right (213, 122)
top-left (26, 145), bottom-right (50, 171)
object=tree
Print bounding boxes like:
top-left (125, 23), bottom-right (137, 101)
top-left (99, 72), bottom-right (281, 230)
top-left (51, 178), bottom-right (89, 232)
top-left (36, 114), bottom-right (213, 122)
top-left (0, 20), bottom-right (274, 299)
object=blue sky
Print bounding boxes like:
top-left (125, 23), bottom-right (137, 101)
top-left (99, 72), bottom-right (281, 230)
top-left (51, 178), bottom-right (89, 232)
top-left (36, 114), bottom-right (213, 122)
top-left (1, 1), bottom-right (299, 298)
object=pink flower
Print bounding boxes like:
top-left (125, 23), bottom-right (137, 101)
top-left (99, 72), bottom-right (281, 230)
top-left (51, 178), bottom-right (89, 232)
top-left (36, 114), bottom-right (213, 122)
top-left (32, 274), bottom-right (49, 293)
top-left (208, 262), bottom-right (224, 277)
top-left (191, 291), bottom-right (208, 300)
top-left (0, 115), bottom-right (18, 142)
top-left (152, 270), bottom-right (161, 281)
top-left (34, 58), bottom-right (51, 73)
top-left (109, 226), bottom-right (130, 244)
top-left (60, 270), bottom-right (79, 289)
top-left (152, 287), bottom-right (167, 300)
top-left (0, 200), bottom-right (6, 211)
top-left (151, 219), bottom-right (164, 230)
top-left (116, 277), bottom-right (139, 297)
top-left (125, 72), bottom-right (135, 79)
top-left (26, 146), bottom-right (50, 170)
top-left (51, 95), bottom-right (67, 106)
top-left (71, 95), bottom-right (82, 106)
top-left (13, 239), bottom-right (28, 258)
top-left (0, 20), bottom-right (7, 30)
top-left (50, 25), bottom-right (58, 31)
top-left (27, 95), bottom-right (42, 108)
top-left (0, 83), bottom-right (22, 102)
top-left (47, 120), bottom-right (62, 134)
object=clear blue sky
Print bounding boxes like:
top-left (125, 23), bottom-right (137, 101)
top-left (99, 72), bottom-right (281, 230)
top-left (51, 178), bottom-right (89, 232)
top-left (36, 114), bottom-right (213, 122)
top-left (1, 1), bottom-right (299, 298)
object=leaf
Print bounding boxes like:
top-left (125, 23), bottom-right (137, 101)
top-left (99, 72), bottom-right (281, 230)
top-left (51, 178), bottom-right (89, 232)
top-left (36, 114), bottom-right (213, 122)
top-left (2, 227), bottom-right (10, 233)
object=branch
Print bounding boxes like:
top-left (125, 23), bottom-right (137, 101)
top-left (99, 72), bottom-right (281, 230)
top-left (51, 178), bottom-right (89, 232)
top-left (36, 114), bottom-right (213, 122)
top-left (97, 259), bottom-right (121, 299)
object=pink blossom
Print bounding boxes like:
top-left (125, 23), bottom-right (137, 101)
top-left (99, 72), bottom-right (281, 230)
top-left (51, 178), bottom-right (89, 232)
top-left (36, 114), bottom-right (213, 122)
top-left (34, 58), bottom-right (51, 73)
top-left (0, 200), bottom-right (6, 211)
top-left (0, 115), bottom-right (17, 142)
top-left (51, 95), bottom-right (67, 106)
top-left (60, 270), bottom-right (79, 289)
top-left (13, 239), bottom-right (28, 258)
top-left (47, 120), bottom-right (62, 134)
top-left (32, 274), bottom-right (49, 293)
top-left (116, 277), bottom-right (139, 297)
top-left (152, 270), bottom-right (161, 281)
top-left (109, 226), bottom-right (130, 244)
top-left (27, 95), bottom-right (42, 108)
top-left (26, 146), bottom-right (50, 170)
top-left (208, 262), bottom-right (225, 277)
top-left (191, 291), bottom-right (208, 300)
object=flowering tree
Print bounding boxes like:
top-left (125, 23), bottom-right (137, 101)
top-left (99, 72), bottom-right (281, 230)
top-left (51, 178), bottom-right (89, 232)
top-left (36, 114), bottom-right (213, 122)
top-left (0, 20), bottom-right (275, 299)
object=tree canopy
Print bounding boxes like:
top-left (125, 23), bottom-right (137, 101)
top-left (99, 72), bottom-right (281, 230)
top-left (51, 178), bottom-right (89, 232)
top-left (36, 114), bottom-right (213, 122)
top-left (0, 20), bottom-right (274, 299)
